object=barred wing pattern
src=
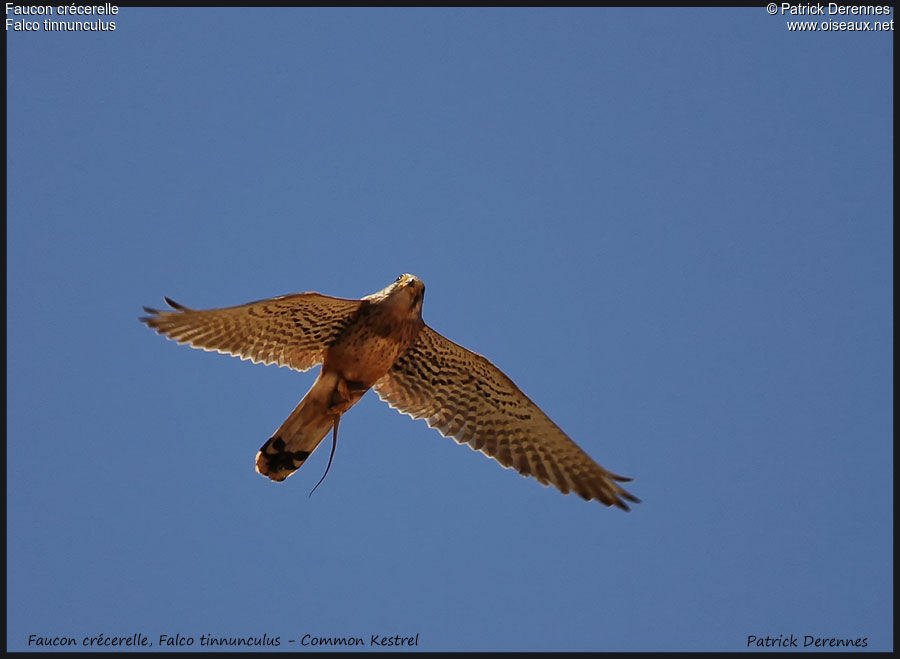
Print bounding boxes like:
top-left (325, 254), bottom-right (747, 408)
top-left (141, 293), bottom-right (360, 372)
top-left (374, 327), bottom-right (639, 509)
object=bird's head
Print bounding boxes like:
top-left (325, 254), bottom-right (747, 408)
top-left (364, 273), bottom-right (425, 317)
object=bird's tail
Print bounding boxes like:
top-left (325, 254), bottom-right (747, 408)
top-left (255, 372), bottom-right (340, 482)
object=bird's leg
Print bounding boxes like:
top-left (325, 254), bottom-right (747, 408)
top-left (326, 377), bottom-right (368, 415)
top-left (309, 378), bottom-right (368, 497)
top-left (328, 378), bottom-right (352, 414)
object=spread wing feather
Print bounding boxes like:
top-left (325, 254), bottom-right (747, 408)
top-left (140, 293), bottom-right (360, 372)
top-left (374, 326), bottom-right (639, 509)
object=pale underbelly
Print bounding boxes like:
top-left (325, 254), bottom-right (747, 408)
top-left (322, 334), bottom-right (406, 388)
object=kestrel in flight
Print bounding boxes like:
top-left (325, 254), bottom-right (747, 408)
top-left (141, 274), bottom-right (639, 510)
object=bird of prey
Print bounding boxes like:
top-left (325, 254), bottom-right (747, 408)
top-left (141, 274), bottom-right (639, 510)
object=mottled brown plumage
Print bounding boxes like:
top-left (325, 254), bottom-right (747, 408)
top-left (141, 274), bottom-right (639, 510)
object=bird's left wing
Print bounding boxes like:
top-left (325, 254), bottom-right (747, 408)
top-left (141, 293), bottom-right (360, 372)
top-left (373, 326), bottom-right (639, 509)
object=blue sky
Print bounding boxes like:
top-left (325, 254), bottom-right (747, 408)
top-left (6, 7), bottom-right (893, 652)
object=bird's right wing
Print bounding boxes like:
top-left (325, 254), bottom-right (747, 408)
top-left (374, 326), bottom-right (639, 509)
top-left (140, 293), bottom-right (360, 372)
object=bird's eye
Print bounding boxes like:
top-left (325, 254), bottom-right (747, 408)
top-left (396, 275), bottom-right (404, 282)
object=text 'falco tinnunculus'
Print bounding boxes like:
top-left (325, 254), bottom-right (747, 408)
top-left (141, 274), bottom-right (639, 510)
